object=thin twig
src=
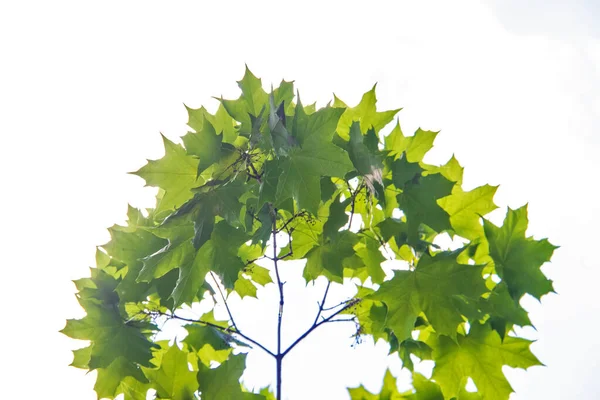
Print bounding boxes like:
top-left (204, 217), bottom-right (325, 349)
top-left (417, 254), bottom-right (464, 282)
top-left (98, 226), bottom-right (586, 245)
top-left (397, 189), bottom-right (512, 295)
top-left (209, 271), bottom-right (238, 332)
top-left (323, 317), bottom-right (357, 324)
top-left (244, 255), bottom-right (267, 267)
top-left (277, 211), bottom-right (308, 234)
top-left (321, 299), bottom-right (354, 312)
top-left (313, 281), bottom-right (331, 325)
top-left (247, 158), bottom-right (263, 184)
top-left (282, 298), bottom-right (360, 357)
top-left (273, 217), bottom-right (285, 353)
top-left (347, 182), bottom-right (365, 229)
top-left (152, 311), bottom-right (276, 358)
top-left (272, 209), bottom-right (285, 400)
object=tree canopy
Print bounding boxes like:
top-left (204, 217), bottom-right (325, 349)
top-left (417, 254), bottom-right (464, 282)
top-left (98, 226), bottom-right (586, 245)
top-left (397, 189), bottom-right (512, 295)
top-left (63, 67), bottom-right (556, 400)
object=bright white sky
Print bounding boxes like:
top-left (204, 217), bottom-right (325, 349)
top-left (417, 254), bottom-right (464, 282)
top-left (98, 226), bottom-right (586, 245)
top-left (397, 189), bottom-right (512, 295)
top-left (1, 0), bottom-right (598, 399)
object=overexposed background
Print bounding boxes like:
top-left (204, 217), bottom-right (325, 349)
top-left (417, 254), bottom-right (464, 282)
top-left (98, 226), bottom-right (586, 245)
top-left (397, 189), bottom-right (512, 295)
top-left (1, 0), bottom-right (598, 398)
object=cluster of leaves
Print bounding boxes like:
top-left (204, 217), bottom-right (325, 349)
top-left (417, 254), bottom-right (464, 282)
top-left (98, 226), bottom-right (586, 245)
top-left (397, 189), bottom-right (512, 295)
top-left (63, 67), bottom-right (556, 400)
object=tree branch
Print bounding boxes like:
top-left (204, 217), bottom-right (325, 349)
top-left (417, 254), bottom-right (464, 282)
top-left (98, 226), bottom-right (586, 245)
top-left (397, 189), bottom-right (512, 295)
top-left (323, 317), bottom-right (357, 324)
top-left (282, 298), bottom-right (360, 357)
top-left (313, 281), bottom-right (331, 325)
top-left (276, 211), bottom-right (308, 234)
top-left (209, 271), bottom-right (238, 332)
top-left (321, 299), bottom-right (354, 312)
top-left (271, 209), bottom-right (285, 400)
top-left (347, 182), bottom-right (364, 229)
top-left (246, 159), bottom-right (263, 184)
top-left (151, 310), bottom-right (276, 358)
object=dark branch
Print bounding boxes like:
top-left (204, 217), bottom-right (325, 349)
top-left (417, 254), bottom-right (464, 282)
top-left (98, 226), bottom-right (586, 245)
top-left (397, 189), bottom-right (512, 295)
top-left (323, 317), bottom-right (357, 324)
top-left (244, 255), bottom-right (267, 267)
top-left (347, 182), bottom-right (365, 229)
top-left (150, 310), bottom-right (276, 358)
top-left (272, 216), bottom-right (285, 355)
top-left (321, 299), bottom-right (355, 312)
top-left (209, 271), bottom-right (238, 332)
top-left (246, 158), bottom-right (263, 184)
top-left (282, 298), bottom-right (360, 357)
top-left (313, 281), bottom-right (331, 325)
top-left (271, 208), bottom-right (286, 400)
top-left (276, 211), bottom-right (308, 234)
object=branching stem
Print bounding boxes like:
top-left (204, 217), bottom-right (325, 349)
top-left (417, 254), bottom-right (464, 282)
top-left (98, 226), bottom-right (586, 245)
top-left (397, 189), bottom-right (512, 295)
top-left (313, 281), bottom-right (331, 325)
top-left (209, 271), bottom-right (238, 332)
top-left (282, 298), bottom-right (360, 357)
top-left (270, 210), bottom-right (286, 400)
top-left (153, 311), bottom-right (276, 358)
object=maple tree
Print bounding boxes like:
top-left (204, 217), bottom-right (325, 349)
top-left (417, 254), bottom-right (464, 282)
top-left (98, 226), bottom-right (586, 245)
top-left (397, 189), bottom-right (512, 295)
top-left (63, 67), bottom-right (556, 400)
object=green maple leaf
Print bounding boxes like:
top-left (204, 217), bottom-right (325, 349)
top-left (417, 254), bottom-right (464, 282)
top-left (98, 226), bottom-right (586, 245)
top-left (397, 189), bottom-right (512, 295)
top-left (220, 66), bottom-right (269, 132)
top-left (268, 93), bottom-right (297, 155)
top-left (70, 345), bottom-right (92, 369)
top-left (438, 185), bottom-right (498, 240)
top-left (482, 282), bottom-right (532, 328)
top-left (276, 143), bottom-right (353, 215)
top-left (322, 194), bottom-right (350, 239)
top-left (251, 203), bottom-right (274, 246)
top-left (197, 179), bottom-right (247, 224)
top-left (428, 322), bottom-right (542, 400)
top-left (210, 221), bottom-right (250, 287)
top-left (137, 239), bottom-right (195, 282)
top-left (397, 173), bottom-right (455, 235)
top-left (277, 208), bottom-right (324, 260)
top-left (234, 275), bottom-right (258, 298)
top-left (102, 226), bottom-right (166, 272)
top-left (398, 340), bottom-right (432, 372)
top-left (274, 102), bottom-right (353, 214)
top-left (334, 84), bottom-right (400, 140)
top-left (198, 354), bottom-right (265, 400)
top-left (102, 227), bottom-right (161, 302)
top-left (406, 373), bottom-right (443, 400)
top-left (348, 369), bottom-right (405, 399)
top-left (170, 241), bottom-right (213, 307)
top-left (343, 287), bottom-right (387, 340)
top-left (182, 118), bottom-right (223, 176)
top-left (272, 79), bottom-right (295, 110)
top-left (390, 156), bottom-right (423, 190)
top-left (183, 317), bottom-right (236, 366)
top-left (303, 230), bottom-right (359, 282)
top-left (347, 122), bottom-right (383, 176)
top-left (143, 344), bottom-right (198, 400)
top-left (484, 205), bottom-right (557, 300)
top-left (61, 298), bottom-right (158, 369)
top-left (370, 251), bottom-right (487, 341)
top-left (132, 134), bottom-right (204, 215)
top-left (94, 357), bottom-right (148, 400)
top-left (425, 155), bottom-right (464, 185)
top-left (385, 122), bottom-right (438, 163)
top-left (165, 178), bottom-right (246, 251)
top-left (355, 232), bottom-right (386, 284)
top-left (119, 376), bottom-right (153, 400)
top-left (171, 220), bottom-right (249, 305)
top-left (244, 264), bottom-right (272, 286)
top-left (185, 103), bottom-right (237, 144)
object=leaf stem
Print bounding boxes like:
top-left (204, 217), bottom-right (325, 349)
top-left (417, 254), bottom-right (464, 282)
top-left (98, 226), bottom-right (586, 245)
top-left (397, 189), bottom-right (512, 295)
top-left (209, 271), bottom-right (238, 332)
top-left (281, 298), bottom-right (360, 357)
top-left (271, 209), bottom-right (285, 400)
top-left (154, 311), bottom-right (276, 358)
top-left (313, 281), bottom-right (331, 325)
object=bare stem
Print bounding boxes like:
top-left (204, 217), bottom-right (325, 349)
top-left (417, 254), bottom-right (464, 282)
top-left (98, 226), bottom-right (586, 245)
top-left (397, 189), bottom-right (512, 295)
top-left (152, 311), bottom-right (275, 358)
top-left (209, 271), bottom-right (238, 332)
top-left (313, 281), bottom-right (331, 325)
top-left (282, 298), bottom-right (360, 357)
top-left (271, 209), bottom-right (285, 400)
